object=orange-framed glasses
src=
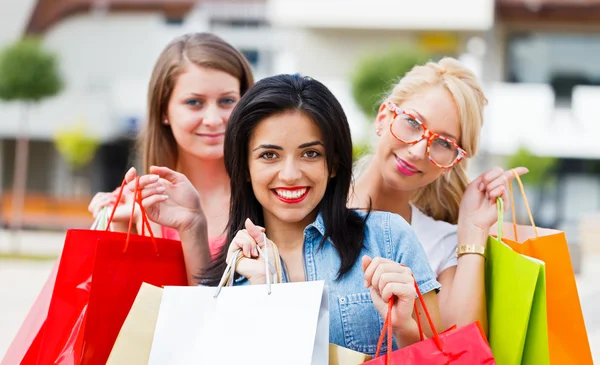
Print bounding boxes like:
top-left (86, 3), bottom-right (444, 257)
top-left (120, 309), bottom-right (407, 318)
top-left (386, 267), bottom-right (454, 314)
top-left (387, 101), bottom-right (466, 168)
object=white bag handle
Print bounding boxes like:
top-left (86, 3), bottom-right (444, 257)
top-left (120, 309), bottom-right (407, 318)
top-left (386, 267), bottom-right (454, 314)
top-left (213, 232), bottom-right (282, 298)
top-left (90, 206), bottom-right (111, 231)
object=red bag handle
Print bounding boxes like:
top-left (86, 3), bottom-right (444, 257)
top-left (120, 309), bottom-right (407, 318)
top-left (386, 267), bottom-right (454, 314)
top-left (106, 176), bottom-right (159, 254)
top-left (374, 277), bottom-right (442, 364)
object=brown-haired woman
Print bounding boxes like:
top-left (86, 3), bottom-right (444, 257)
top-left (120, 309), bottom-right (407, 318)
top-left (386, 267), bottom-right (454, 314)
top-left (88, 33), bottom-right (254, 284)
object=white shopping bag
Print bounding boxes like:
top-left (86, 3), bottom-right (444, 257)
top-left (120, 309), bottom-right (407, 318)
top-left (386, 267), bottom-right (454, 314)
top-left (148, 235), bottom-right (329, 365)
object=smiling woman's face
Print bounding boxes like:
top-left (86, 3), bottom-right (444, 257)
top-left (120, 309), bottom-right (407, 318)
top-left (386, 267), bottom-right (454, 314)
top-left (248, 111), bottom-right (331, 228)
top-left (373, 85), bottom-right (462, 191)
top-left (166, 64), bottom-right (241, 161)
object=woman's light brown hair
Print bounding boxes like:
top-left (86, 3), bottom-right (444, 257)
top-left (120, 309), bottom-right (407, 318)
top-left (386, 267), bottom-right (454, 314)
top-left (141, 32), bottom-right (254, 172)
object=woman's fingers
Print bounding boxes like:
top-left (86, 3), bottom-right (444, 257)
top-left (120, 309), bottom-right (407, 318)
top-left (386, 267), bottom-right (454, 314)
top-left (231, 230), bottom-right (259, 258)
top-left (139, 194), bottom-right (168, 210)
top-left (88, 193), bottom-right (116, 216)
top-left (124, 167), bottom-right (137, 184)
top-left (381, 281), bottom-right (416, 303)
top-left (244, 218), bottom-right (266, 248)
top-left (150, 166), bottom-right (186, 184)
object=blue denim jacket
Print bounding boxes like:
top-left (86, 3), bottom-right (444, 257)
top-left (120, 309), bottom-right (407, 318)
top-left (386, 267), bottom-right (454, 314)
top-left (236, 210), bottom-right (440, 356)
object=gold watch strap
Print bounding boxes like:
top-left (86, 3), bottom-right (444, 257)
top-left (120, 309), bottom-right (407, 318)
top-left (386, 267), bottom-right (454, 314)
top-left (456, 244), bottom-right (486, 258)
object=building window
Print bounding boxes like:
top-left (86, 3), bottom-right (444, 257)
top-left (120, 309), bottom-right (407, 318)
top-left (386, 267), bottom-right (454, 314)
top-left (241, 49), bottom-right (260, 69)
top-left (209, 18), bottom-right (268, 28)
top-left (507, 32), bottom-right (600, 105)
top-left (164, 16), bottom-right (184, 25)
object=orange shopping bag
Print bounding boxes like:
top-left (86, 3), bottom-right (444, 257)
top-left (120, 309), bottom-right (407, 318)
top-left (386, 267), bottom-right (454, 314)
top-left (497, 170), bottom-right (592, 364)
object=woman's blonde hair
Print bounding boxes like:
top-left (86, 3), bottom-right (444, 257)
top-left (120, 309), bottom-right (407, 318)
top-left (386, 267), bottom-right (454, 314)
top-left (375, 57), bottom-right (487, 224)
top-left (141, 33), bottom-right (254, 172)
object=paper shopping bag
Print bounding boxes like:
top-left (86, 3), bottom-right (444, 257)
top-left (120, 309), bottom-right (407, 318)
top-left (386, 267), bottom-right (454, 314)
top-left (149, 241), bottom-right (329, 365)
top-left (109, 283), bottom-right (341, 365)
top-left (363, 278), bottom-right (495, 364)
top-left (486, 229), bottom-right (549, 364)
top-left (106, 283), bottom-right (163, 365)
top-left (36, 178), bottom-right (188, 365)
top-left (329, 344), bottom-right (371, 365)
top-left (1, 207), bottom-right (111, 365)
top-left (497, 171), bottom-right (593, 364)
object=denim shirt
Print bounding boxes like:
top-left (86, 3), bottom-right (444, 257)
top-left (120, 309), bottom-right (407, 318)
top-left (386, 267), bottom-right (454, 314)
top-left (235, 210), bottom-right (440, 356)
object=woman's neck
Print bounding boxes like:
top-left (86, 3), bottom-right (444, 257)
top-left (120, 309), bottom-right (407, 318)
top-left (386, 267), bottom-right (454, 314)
top-left (352, 160), bottom-right (413, 223)
top-left (263, 210), bottom-right (318, 252)
top-left (176, 152), bottom-right (231, 238)
top-left (176, 152), bottom-right (230, 195)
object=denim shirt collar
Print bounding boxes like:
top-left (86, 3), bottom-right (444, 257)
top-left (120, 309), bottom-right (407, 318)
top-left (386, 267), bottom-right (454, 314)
top-left (303, 212), bottom-right (327, 240)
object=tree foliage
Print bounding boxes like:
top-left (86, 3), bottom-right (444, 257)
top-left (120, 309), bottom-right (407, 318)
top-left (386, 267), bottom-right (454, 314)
top-left (0, 37), bottom-right (63, 102)
top-left (351, 47), bottom-right (430, 118)
top-left (506, 147), bottom-right (558, 186)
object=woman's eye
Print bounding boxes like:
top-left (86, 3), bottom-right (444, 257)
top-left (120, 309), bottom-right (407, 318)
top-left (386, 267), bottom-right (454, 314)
top-left (405, 116), bottom-right (420, 129)
top-left (185, 99), bottom-right (202, 107)
top-left (220, 97), bottom-right (237, 105)
top-left (260, 152), bottom-right (277, 160)
top-left (302, 150), bottom-right (321, 159)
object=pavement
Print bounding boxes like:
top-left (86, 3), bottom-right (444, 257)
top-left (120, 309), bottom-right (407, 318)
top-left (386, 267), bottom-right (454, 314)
top-left (0, 229), bottom-right (599, 362)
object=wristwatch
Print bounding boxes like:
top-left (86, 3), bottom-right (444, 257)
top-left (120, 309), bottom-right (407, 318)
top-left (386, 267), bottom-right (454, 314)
top-left (456, 245), bottom-right (486, 259)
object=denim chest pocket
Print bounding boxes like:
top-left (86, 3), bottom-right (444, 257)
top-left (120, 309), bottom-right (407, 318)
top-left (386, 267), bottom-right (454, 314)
top-left (338, 292), bottom-right (387, 355)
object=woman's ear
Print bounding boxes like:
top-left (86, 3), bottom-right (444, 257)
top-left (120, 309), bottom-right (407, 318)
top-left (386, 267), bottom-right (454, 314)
top-left (375, 102), bottom-right (389, 136)
top-left (329, 163), bottom-right (337, 179)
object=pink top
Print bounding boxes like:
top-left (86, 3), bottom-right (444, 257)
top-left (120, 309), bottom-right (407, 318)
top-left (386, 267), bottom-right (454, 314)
top-left (161, 226), bottom-right (225, 258)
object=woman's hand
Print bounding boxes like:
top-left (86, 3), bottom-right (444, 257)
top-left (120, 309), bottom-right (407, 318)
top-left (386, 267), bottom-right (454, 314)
top-left (125, 166), bottom-right (206, 232)
top-left (362, 256), bottom-right (420, 346)
top-left (226, 218), bottom-right (277, 285)
top-left (457, 166), bottom-right (529, 243)
top-left (88, 182), bottom-right (132, 232)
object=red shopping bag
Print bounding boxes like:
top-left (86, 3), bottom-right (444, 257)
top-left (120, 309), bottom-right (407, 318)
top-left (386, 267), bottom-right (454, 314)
top-left (34, 178), bottom-right (188, 365)
top-left (1, 262), bottom-right (59, 365)
top-left (364, 279), bottom-right (496, 365)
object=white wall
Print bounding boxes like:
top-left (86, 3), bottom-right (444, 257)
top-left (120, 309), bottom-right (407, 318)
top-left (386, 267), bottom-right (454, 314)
top-left (268, 0), bottom-right (494, 31)
top-left (0, 0), bottom-right (37, 48)
top-left (0, 6), bottom-right (277, 141)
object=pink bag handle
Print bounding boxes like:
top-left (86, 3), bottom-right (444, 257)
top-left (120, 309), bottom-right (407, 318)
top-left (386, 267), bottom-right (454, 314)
top-left (374, 276), bottom-right (442, 364)
top-left (106, 177), bottom-right (158, 254)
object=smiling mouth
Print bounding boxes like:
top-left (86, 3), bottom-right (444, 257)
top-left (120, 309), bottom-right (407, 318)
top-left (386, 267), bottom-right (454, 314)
top-left (271, 187), bottom-right (310, 203)
top-left (195, 132), bottom-right (224, 137)
top-left (394, 155), bottom-right (421, 172)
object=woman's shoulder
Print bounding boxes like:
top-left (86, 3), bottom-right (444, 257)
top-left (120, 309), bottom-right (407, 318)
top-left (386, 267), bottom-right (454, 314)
top-left (354, 209), bottom-right (411, 231)
top-left (353, 210), bottom-right (416, 251)
top-left (410, 204), bottom-right (457, 244)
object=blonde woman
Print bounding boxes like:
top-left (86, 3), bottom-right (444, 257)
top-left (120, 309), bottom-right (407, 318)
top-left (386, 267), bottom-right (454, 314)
top-left (351, 57), bottom-right (527, 332)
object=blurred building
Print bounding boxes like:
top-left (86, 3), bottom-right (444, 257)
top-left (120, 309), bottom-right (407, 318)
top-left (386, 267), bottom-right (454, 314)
top-left (1, 0), bottom-right (600, 233)
top-left (0, 0), bottom-right (273, 227)
top-left (267, 0), bottom-right (495, 140)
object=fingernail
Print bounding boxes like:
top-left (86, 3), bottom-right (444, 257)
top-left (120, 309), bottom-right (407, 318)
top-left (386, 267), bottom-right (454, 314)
top-left (161, 194), bottom-right (169, 200)
top-left (478, 183), bottom-right (484, 191)
top-left (150, 175), bottom-right (159, 182)
top-left (364, 280), bottom-right (369, 288)
top-left (156, 186), bottom-right (166, 193)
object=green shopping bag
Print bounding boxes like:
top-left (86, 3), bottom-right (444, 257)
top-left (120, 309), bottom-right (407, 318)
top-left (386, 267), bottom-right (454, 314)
top-left (485, 199), bottom-right (549, 365)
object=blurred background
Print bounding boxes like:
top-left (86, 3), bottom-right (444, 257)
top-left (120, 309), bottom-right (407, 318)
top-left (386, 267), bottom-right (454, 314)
top-left (0, 0), bottom-right (599, 360)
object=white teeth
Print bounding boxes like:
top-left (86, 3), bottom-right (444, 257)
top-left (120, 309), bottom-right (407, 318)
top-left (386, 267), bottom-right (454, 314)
top-left (275, 188), bottom-right (307, 200)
